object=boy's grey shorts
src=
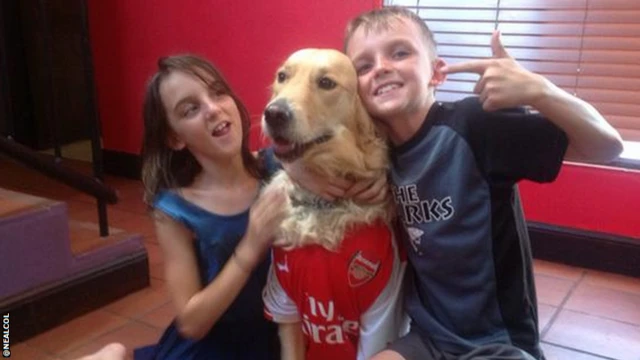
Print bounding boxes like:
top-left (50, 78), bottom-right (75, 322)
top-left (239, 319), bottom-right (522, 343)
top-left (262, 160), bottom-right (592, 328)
top-left (388, 331), bottom-right (538, 360)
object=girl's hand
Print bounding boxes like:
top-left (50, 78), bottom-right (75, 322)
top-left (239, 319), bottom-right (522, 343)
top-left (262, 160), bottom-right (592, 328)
top-left (283, 161), bottom-right (353, 201)
top-left (239, 187), bottom-right (289, 266)
top-left (344, 175), bottom-right (389, 204)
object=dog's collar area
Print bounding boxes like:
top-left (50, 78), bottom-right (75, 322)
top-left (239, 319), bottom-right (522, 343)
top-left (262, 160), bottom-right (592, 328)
top-left (290, 195), bottom-right (338, 210)
top-left (274, 133), bottom-right (333, 162)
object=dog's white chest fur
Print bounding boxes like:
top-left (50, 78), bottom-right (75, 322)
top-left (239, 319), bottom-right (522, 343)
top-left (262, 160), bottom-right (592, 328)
top-left (267, 171), bottom-right (389, 250)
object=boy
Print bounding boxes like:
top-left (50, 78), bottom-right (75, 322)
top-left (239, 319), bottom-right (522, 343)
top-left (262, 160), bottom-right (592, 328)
top-left (342, 6), bottom-right (623, 360)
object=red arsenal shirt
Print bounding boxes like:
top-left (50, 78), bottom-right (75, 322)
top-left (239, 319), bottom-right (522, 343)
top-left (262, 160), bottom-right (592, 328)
top-left (264, 221), bottom-right (407, 360)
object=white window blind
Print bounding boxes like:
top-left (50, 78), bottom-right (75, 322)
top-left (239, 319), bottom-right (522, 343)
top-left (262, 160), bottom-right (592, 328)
top-left (386, 0), bottom-right (640, 142)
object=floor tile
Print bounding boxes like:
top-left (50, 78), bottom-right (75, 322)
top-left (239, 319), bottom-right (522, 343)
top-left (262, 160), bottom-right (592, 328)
top-left (103, 286), bottom-right (170, 319)
top-left (143, 235), bottom-right (159, 245)
top-left (66, 200), bottom-right (103, 223)
top-left (144, 242), bottom-right (164, 267)
top-left (108, 209), bottom-right (156, 236)
top-left (60, 321), bottom-right (162, 360)
top-left (583, 269), bottom-right (640, 295)
top-left (149, 277), bottom-right (167, 292)
top-left (111, 196), bottom-right (148, 215)
top-left (8, 342), bottom-right (60, 360)
top-left (112, 184), bottom-right (145, 203)
top-left (139, 302), bottom-right (176, 330)
top-left (533, 259), bottom-right (584, 281)
top-left (543, 309), bottom-right (640, 360)
top-left (26, 310), bottom-right (129, 355)
top-left (66, 191), bottom-right (97, 204)
top-left (537, 304), bottom-right (558, 334)
top-left (541, 342), bottom-right (610, 360)
top-left (534, 273), bottom-right (576, 306)
top-left (149, 262), bottom-right (166, 280)
top-left (564, 282), bottom-right (640, 326)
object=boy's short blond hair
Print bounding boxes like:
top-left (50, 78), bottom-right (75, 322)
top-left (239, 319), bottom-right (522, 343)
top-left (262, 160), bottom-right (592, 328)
top-left (344, 6), bottom-right (437, 59)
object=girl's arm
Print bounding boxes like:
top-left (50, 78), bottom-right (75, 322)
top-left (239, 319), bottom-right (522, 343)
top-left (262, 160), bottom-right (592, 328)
top-left (263, 264), bottom-right (305, 359)
top-left (156, 187), bottom-right (288, 340)
top-left (279, 322), bottom-right (306, 360)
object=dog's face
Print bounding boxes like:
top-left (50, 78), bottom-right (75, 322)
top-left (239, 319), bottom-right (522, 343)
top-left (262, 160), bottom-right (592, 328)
top-left (262, 49), bottom-right (363, 162)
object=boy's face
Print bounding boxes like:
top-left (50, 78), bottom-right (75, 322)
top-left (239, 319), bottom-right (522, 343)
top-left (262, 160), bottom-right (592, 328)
top-left (346, 18), bottom-right (442, 123)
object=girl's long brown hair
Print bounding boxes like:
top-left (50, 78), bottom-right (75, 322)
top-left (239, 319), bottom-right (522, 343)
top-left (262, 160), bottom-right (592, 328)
top-left (140, 54), bottom-right (263, 206)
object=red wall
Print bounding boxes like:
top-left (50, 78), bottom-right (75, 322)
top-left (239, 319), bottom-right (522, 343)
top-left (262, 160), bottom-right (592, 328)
top-left (520, 163), bottom-right (640, 239)
top-left (87, 1), bottom-right (638, 241)
top-left (87, 0), bottom-right (380, 154)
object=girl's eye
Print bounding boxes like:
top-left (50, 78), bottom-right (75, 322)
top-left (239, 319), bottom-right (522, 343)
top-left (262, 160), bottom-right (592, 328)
top-left (182, 104), bottom-right (199, 117)
top-left (209, 85), bottom-right (226, 97)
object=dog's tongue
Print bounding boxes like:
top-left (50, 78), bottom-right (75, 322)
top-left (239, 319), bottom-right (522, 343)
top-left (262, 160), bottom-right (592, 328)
top-left (273, 139), bottom-right (295, 154)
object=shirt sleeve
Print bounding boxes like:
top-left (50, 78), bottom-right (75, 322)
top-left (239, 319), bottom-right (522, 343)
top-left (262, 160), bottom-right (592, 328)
top-left (357, 236), bottom-right (410, 360)
top-left (263, 263), bottom-right (300, 324)
top-left (152, 191), bottom-right (194, 231)
top-left (460, 97), bottom-right (568, 185)
top-left (259, 146), bottom-right (283, 179)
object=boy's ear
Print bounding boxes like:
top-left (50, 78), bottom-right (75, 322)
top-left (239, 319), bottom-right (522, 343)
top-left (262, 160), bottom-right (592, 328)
top-left (166, 131), bottom-right (186, 150)
top-left (430, 58), bottom-right (447, 87)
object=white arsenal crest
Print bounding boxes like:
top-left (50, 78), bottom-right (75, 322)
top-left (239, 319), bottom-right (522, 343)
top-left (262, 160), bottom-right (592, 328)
top-left (348, 251), bottom-right (380, 287)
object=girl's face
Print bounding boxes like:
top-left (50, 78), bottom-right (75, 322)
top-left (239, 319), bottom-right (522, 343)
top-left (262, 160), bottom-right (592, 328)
top-left (159, 70), bottom-right (243, 161)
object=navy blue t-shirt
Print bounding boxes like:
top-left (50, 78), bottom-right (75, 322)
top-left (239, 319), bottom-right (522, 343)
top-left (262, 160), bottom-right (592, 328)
top-left (390, 97), bottom-right (567, 359)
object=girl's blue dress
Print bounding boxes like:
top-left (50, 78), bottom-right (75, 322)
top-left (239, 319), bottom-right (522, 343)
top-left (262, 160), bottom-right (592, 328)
top-left (135, 150), bottom-right (280, 360)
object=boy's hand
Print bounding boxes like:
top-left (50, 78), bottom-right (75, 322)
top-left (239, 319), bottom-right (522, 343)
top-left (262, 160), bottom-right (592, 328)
top-left (283, 161), bottom-right (353, 201)
top-left (283, 161), bottom-right (388, 204)
top-left (442, 31), bottom-right (546, 111)
top-left (344, 176), bottom-right (389, 204)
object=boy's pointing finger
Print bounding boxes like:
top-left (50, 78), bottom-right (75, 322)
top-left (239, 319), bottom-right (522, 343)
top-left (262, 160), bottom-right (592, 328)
top-left (441, 60), bottom-right (490, 75)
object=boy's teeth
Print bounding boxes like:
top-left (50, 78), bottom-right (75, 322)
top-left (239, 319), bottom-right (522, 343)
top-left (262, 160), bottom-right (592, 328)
top-left (376, 84), bottom-right (399, 95)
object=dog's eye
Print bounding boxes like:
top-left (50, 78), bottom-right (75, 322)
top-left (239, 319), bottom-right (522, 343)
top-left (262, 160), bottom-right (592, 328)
top-left (318, 77), bottom-right (336, 90)
top-left (277, 72), bottom-right (287, 83)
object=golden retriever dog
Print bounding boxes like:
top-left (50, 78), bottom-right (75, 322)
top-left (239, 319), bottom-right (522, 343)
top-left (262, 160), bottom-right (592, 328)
top-left (262, 48), bottom-right (391, 249)
top-left (262, 49), bottom-right (407, 360)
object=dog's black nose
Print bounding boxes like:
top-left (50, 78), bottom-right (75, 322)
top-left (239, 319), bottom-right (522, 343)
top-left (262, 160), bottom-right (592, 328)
top-left (264, 99), bottom-right (292, 130)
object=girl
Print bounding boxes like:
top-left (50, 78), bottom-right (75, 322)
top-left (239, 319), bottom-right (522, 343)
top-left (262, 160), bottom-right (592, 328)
top-left (135, 54), bottom-right (287, 359)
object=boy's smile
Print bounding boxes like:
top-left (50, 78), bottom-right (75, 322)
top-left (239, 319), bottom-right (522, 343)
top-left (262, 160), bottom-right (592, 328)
top-left (346, 18), bottom-right (445, 144)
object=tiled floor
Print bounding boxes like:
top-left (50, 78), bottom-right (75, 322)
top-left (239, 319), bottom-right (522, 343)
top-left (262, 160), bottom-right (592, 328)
top-left (1, 154), bottom-right (639, 360)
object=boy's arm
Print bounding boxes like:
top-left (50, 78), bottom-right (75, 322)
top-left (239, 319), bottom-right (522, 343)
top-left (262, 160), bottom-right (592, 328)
top-left (528, 80), bottom-right (622, 162)
top-left (442, 31), bottom-right (623, 163)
